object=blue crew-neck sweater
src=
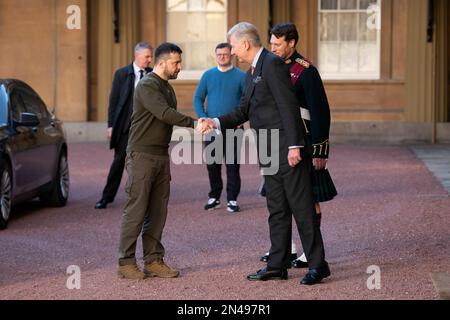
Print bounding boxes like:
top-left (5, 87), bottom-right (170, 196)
top-left (194, 67), bottom-right (246, 118)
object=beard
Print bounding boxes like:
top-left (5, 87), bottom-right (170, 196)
top-left (164, 65), bottom-right (179, 80)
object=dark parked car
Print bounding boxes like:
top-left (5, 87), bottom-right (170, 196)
top-left (0, 79), bottom-right (69, 229)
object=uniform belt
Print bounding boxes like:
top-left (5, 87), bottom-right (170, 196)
top-left (300, 107), bottom-right (311, 121)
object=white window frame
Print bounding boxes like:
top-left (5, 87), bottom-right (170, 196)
top-left (318, 0), bottom-right (382, 80)
top-left (166, 0), bottom-right (228, 80)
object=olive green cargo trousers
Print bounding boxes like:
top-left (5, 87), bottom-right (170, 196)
top-left (118, 151), bottom-right (171, 266)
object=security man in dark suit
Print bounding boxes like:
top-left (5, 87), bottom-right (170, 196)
top-left (95, 42), bottom-right (153, 209)
top-left (198, 22), bottom-right (330, 285)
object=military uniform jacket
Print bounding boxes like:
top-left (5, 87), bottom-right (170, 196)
top-left (287, 51), bottom-right (331, 159)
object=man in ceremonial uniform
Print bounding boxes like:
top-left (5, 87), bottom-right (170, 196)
top-left (259, 22), bottom-right (337, 268)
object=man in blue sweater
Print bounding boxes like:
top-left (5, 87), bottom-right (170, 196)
top-left (194, 43), bottom-right (245, 213)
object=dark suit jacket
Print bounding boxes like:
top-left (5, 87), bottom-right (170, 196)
top-left (108, 63), bottom-right (152, 150)
top-left (219, 49), bottom-right (306, 157)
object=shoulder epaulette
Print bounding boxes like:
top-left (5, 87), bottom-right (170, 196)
top-left (295, 58), bottom-right (310, 69)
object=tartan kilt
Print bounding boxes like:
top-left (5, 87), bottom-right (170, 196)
top-left (311, 167), bottom-right (337, 203)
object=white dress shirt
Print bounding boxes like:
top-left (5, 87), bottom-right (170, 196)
top-left (133, 62), bottom-right (145, 88)
top-left (251, 47), bottom-right (264, 69)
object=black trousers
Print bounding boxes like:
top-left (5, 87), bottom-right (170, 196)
top-left (264, 151), bottom-right (326, 270)
top-left (205, 132), bottom-right (241, 202)
top-left (102, 133), bottom-right (128, 202)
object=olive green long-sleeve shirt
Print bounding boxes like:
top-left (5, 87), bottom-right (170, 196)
top-left (127, 72), bottom-right (195, 156)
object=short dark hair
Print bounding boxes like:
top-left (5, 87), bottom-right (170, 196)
top-left (270, 22), bottom-right (299, 46)
top-left (155, 43), bottom-right (183, 64)
top-left (215, 43), bottom-right (232, 51)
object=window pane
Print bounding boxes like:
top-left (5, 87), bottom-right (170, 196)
top-left (168, 0), bottom-right (187, 11)
top-left (167, 13), bottom-right (188, 41)
top-left (187, 12), bottom-right (206, 41)
top-left (359, 0), bottom-right (378, 10)
top-left (359, 42), bottom-right (378, 72)
top-left (20, 89), bottom-right (47, 120)
top-left (206, 41), bottom-right (219, 66)
top-left (206, 0), bottom-right (226, 11)
top-left (339, 42), bottom-right (358, 72)
top-left (167, 1), bottom-right (227, 71)
top-left (206, 13), bottom-right (226, 41)
top-left (318, 0), bottom-right (381, 79)
top-left (320, 13), bottom-right (338, 41)
top-left (340, 0), bottom-right (357, 10)
top-left (339, 13), bottom-right (358, 41)
top-left (319, 43), bottom-right (339, 73)
top-left (10, 92), bottom-right (26, 122)
top-left (320, 0), bottom-right (337, 10)
top-left (188, 0), bottom-right (204, 11)
top-left (359, 13), bottom-right (377, 41)
top-left (0, 85), bottom-right (9, 126)
top-left (186, 42), bottom-right (208, 69)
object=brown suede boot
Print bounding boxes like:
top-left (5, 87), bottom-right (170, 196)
top-left (144, 259), bottom-right (180, 278)
top-left (117, 264), bottom-right (145, 280)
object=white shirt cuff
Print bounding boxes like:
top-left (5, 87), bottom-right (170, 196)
top-left (213, 118), bottom-right (221, 131)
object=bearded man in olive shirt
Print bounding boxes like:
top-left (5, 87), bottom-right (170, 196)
top-left (118, 43), bottom-right (196, 280)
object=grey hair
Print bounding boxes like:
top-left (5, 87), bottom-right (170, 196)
top-left (135, 42), bottom-right (153, 53)
top-left (227, 22), bottom-right (262, 47)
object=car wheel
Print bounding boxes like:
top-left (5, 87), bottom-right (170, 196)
top-left (41, 151), bottom-right (69, 207)
top-left (0, 160), bottom-right (12, 230)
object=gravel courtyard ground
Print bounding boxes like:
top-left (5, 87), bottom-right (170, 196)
top-left (0, 143), bottom-right (449, 300)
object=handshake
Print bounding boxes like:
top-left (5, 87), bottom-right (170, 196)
top-left (196, 118), bottom-right (218, 135)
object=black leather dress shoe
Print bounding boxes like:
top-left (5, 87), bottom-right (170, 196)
top-left (291, 259), bottom-right (309, 269)
top-left (95, 199), bottom-right (109, 209)
top-left (300, 263), bottom-right (331, 285)
top-left (247, 267), bottom-right (288, 281)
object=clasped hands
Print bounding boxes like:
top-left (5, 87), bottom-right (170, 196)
top-left (196, 118), bottom-right (217, 135)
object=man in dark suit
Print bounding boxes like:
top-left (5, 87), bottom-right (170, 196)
top-left (198, 22), bottom-right (330, 285)
top-left (259, 22), bottom-right (337, 268)
top-left (95, 42), bottom-right (153, 209)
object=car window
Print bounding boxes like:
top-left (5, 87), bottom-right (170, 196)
top-left (0, 85), bottom-right (8, 126)
top-left (18, 87), bottom-right (50, 120)
top-left (9, 90), bottom-right (27, 123)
